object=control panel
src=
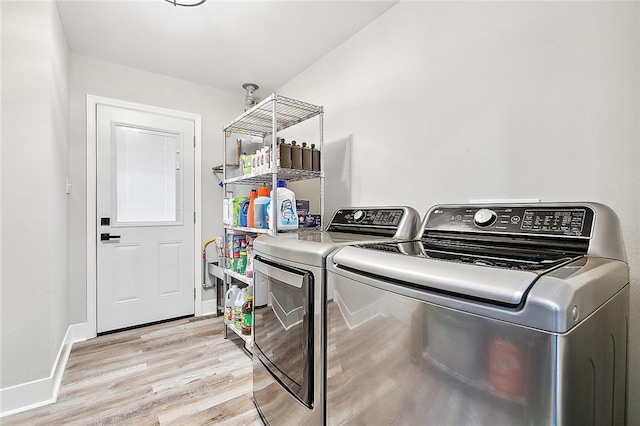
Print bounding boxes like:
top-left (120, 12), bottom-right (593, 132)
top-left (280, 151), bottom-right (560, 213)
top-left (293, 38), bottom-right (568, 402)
top-left (329, 208), bottom-right (405, 228)
top-left (425, 205), bottom-right (594, 237)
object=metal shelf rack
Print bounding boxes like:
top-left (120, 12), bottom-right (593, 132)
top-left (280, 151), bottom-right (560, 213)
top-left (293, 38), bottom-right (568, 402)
top-left (221, 93), bottom-right (325, 345)
top-left (224, 94), bottom-right (323, 138)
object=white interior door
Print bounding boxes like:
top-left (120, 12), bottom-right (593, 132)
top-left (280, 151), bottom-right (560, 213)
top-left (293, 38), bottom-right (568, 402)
top-left (97, 104), bottom-right (195, 333)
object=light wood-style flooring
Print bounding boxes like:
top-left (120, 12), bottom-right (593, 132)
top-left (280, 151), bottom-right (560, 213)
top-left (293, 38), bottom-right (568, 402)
top-left (2, 315), bottom-right (263, 426)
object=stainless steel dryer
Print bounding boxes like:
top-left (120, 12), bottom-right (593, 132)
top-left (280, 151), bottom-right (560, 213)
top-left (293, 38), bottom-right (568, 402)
top-left (252, 207), bottom-right (421, 425)
top-left (326, 202), bottom-right (629, 426)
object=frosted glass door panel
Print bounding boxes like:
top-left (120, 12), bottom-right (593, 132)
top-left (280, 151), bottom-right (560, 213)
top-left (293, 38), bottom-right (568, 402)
top-left (115, 126), bottom-right (180, 223)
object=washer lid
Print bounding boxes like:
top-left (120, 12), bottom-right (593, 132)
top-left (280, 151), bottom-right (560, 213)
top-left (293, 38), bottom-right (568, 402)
top-left (253, 232), bottom-right (404, 267)
top-left (330, 244), bottom-right (544, 307)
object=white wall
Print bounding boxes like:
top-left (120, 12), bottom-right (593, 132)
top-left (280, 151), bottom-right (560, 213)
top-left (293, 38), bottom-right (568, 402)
top-left (1, 0), bottom-right (70, 388)
top-left (278, 1), bottom-right (640, 423)
top-left (68, 54), bottom-right (241, 322)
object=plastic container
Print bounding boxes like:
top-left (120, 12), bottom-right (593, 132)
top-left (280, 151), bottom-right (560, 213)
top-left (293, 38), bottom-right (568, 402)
top-left (224, 284), bottom-right (240, 322)
top-left (311, 144), bottom-right (320, 171)
top-left (252, 151), bottom-right (259, 174)
top-left (222, 191), bottom-right (233, 226)
top-left (237, 249), bottom-right (247, 274)
top-left (232, 197), bottom-right (247, 227)
top-left (264, 200), bottom-right (271, 229)
top-left (302, 142), bottom-right (312, 171)
top-left (242, 295), bottom-right (253, 336)
top-left (240, 152), bottom-right (246, 174)
top-left (264, 146), bottom-right (271, 172)
top-left (279, 138), bottom-right (292, 169)
top-left (258, 147), bottom-right (265, 172)
top-left (253, 187), bottom-right (271, 229)
top-left (274, 180), bottom-right (299, 230)
top-left (247, 189), bottom-right (258, 228)
top-left (243, 153), bottom-right (252, 175)
top-left (234, 288), bottom-right (248, 328)
top-left (246, 242), bottom-right (255, 278)
top-left (239, 198), bottom-right (250, 227)
top-left (291, 141), bottom-right (302, 169)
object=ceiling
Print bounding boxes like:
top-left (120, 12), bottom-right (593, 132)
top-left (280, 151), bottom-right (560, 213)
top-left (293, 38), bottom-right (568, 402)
top-left (56, 0), bottom-right (396, 96)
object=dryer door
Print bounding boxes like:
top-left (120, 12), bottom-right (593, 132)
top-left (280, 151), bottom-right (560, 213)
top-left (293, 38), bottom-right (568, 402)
top-left (253, 256), bottom-right (314, 408)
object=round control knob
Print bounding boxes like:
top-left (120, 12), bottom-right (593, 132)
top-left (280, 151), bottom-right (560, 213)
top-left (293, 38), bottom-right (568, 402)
top-left (474, 209), bottom-right (497, 227)
top-left (353, 210), bottom-right (365, 223)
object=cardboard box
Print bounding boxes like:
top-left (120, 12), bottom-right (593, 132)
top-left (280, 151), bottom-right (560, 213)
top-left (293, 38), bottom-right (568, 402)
top-left (296, 199), bottom-right (310, 215)
top-left (299, 213), bottom-right (321, 228)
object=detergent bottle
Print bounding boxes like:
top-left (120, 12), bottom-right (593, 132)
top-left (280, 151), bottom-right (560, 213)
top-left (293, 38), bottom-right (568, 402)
top-left (253, 187), bottom-right (271, 229)
top-left (234, 288), bottom-right (247, 328)
top-left (239, 198), bottom-right (250, 227)
top-left (224, 284), bottom-right (240, 322)
top-left (247, 189), bottom-right (258, 228)
top-left (275, 180), bottom-right (298, 230)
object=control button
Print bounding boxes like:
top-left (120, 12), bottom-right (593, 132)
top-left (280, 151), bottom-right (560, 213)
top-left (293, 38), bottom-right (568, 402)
top-left (474, 209), bottom-right (497, 227)
top-left (510, 216), bottom-right (521, 224)
top-left (353, 210), bottom-right (365, 223)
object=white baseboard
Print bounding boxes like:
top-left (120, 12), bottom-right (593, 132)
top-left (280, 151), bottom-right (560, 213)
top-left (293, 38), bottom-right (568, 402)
top-left (200, 298), bottom-right (218, 316)
top-left (69, 321), bottom-right (94, 342)
top-left (0, 322), bottom-right (87, 418)
top-left (0, 309), bottom-right (215, 418)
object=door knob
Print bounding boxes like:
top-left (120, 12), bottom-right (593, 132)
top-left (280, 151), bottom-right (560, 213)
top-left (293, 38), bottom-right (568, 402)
top-left (101, 233), bottom-right (121, 241)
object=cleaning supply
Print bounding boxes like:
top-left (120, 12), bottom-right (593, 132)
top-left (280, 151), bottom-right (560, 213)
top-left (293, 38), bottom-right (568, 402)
top-left (224, 284), bottom-right (240, 322)
top-left (264, 146), bottom-right (271, 172)
top-left (230, 233), bottom-right (246, 271)
top-left (239, 198), bottom-right (250, 227)
top-left (246, 241), bottom-right (255, 278)
top-left (264, 200), bottom-right (271, 229)
top-left (247, 189), bottom-right (258, 228)
top-left (222, 191), bottom-right (233, 226)
top-left (234, 288), bottom-right (247, 328)
top-left (253, 187), bottom-right (271, 229)
top-left (274, 180), bottom-right (298, 230)
top-left (243, 153), bottom-right (252, 175)
top-left (242, 295), bottom-right (253, 336)
top-left (251, 151), bottom-right (259, 174)
top-left (240, 152), bottom-right (247, 175)
top-left (232, 197), bottom-right (247, 227)
top-left (237, 249), bottom-right (247, 274)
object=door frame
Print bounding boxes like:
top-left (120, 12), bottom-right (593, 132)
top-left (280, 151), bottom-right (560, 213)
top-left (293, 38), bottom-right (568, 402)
top-left (86, 95), bottom-right (202, 339)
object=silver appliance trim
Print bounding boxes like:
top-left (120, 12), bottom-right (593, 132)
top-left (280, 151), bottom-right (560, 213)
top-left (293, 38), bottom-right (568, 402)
top-left (254, 258), bottom-right (304, 288)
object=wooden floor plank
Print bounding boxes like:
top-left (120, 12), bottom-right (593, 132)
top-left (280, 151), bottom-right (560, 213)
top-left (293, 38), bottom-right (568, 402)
top-left (1, 315), bottom-right (260, 426)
